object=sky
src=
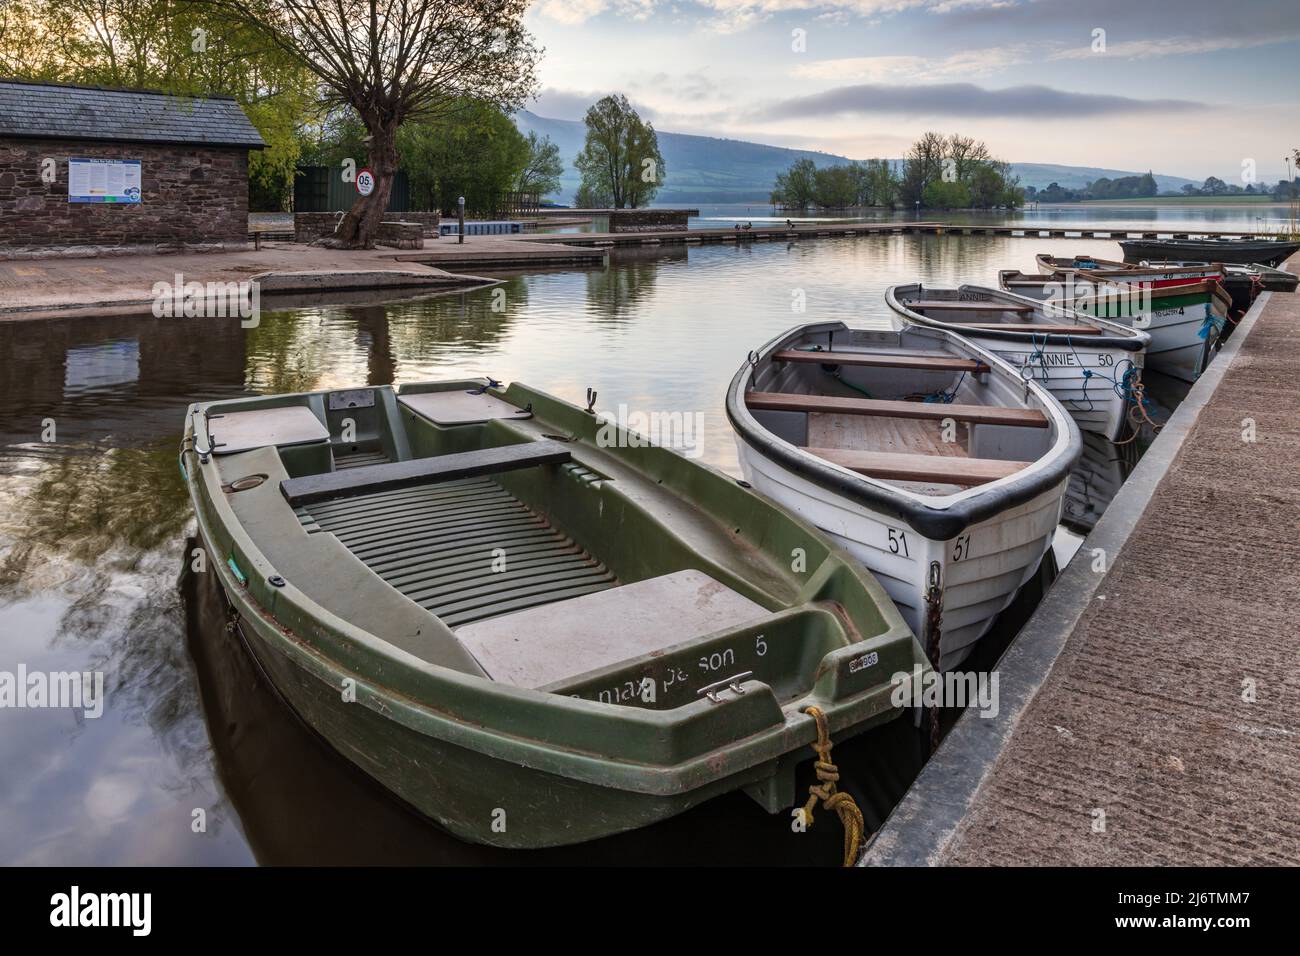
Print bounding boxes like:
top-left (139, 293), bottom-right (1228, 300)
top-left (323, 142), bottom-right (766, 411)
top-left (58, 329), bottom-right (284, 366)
top-left (523, 0), bottom-right (1300, 182)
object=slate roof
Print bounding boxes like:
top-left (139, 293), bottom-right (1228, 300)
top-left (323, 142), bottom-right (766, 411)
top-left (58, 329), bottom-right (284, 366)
top-left (0, 79), bottom-right (266, 148)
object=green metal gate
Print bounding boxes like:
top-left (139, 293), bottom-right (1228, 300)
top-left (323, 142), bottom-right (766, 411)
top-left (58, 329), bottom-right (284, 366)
top-left (293, 166), bottom-right (412, 212)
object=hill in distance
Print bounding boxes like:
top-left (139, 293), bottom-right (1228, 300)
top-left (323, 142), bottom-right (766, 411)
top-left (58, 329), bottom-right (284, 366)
top-left (513, 110), bottom-right (1198, 204)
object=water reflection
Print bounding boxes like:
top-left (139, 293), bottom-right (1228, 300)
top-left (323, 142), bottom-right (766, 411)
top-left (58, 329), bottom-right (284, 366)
top-left (0, 232), bottom-right (1190, 863)
top-left (689, 202), bottom-right (1294, 234)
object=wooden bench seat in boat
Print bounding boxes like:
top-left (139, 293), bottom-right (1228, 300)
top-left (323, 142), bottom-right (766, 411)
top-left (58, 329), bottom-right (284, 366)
top-left (905, 299), bottom-right (1033, 313)
top-left (745, 391), bottom-right (1048, 428)
top-left (772, 349), bottom-right (990, 374)
top-left (454, 569), bottom-right (769, 690)
top-left (955, 322), bottom-right (1103, 334)
top-left (399, 389), bottom-right (533, 426)
top-left (281, 440), bottom-right (571, 507)
top-left (804, 447), bottom-right (1030, 487)
top-left (208, 406), bottom-right (329, 455)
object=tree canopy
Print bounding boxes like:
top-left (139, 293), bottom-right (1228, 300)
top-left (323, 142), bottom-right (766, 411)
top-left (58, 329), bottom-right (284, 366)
top-left (515, 131), bottom-right (564, 198)
top-left (574, 94), bottom-right (665, 209)
top-left (770, 134), bottom-right (1017, 211)
top-left (399, 101), bottom-right (530, 214)
top-left (210, 0), bottom-right (540, 245)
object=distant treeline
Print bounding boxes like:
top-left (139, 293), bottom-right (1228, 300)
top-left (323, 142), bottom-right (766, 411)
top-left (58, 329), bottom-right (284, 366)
top-left (1172, 176), bottom-right (1298, 200)
top-left (770, 132), bottom-right (1023, 211)
top-left (1027, 174), bottom-right (1300, 203)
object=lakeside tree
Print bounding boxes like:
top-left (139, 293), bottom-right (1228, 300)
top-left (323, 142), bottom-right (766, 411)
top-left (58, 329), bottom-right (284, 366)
top-left (210, 0), bottom-right (540, 246)
top-left (574, 94), bottom-right (665, 209)
top-left (1025, 171), bottom-right (1161, 203)
top-left (574, 180), bottom-right (612, 208)
top-left (771, 157), bottom-right (897, 210)
top-left (399, 101), bottom-right (530, 214)
top-left (898, 131), bottom-right (948, 208)
top-left (516, 131), bottom-right (565, 199)
top-left (771, 158), bottom-right (818, 209)
top-left (900, 132), bottom-right (1021, 209)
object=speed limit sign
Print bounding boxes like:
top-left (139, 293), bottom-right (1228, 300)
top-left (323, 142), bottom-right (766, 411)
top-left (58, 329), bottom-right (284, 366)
top-left (356, 168), bottom-right (375, 196)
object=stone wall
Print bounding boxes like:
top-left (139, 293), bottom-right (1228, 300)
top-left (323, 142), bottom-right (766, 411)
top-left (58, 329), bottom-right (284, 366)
top-left (608, 209), bottom-right (693, 233)
top-left (374, 221), bottom-right (424, 250)
top-left (294, 211), bottom-right (341, 244)
top-left (0, 137), bottom-right (252, 247)
top-left (294, 210), bottom-right (441, 243)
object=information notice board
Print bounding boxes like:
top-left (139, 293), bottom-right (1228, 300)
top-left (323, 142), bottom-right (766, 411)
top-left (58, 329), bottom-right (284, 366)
top-left (68, 158), bottom-right (142, 203)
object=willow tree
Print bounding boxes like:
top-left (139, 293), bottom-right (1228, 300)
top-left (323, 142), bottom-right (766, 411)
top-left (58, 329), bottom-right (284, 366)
top-left (215, 0), bottom-right (539, 246)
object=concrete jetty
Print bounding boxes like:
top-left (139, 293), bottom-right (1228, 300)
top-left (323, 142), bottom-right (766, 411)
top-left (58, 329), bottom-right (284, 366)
top-left (862, 254), bottom-right (1300, 866)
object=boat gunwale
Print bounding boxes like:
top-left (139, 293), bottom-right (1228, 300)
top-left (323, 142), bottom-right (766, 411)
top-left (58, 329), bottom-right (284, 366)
top-left (1032, 252), bottom-right (1227, 280)
top-left (887, 282), bottom-right (1152, 351)
top-left (998, 271), bottom-right (1235, 312)
top-left (725, 320), bottom-right (1082, 542)
top-left (1118, 237), bottom-right (1300, 267)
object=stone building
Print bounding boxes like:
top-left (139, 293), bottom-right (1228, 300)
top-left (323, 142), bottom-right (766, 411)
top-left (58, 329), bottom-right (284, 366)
top-left (0, 79), bottom-right (265, 254)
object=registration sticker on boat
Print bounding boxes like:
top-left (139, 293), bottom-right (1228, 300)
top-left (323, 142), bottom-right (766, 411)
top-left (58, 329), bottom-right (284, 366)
top-left (848, 651), bottom-right (879, 674)
top-left (328, 389), bottom-right (375, 410)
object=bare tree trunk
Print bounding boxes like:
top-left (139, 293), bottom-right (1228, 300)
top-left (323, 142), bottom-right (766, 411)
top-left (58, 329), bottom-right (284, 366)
top-left (328, 123), bottom-right (400, 249)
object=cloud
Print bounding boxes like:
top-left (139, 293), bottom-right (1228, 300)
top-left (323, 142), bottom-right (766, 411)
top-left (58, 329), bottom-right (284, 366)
top-left (534, 0), bottom-right (611, 25)
top-left (926, 0), bottom-right (1020, 12)
top-left (928, 0), bottom-right (1300, 39)
top-left (527, 87), bottom-right (661, 122)
top-left (757, 82), bottom-right (1208, 120)
top-left (534, 0), bottom-right (938, 30)
top-left (534, 0), bottom-right (655, 25)
top-left (1051, 32), bottom-right (1300, 61)
top-left (792, 46), bottom-right (1030, 82)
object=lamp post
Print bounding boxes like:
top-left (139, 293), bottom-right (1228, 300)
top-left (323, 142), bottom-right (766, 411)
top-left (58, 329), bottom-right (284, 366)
top-left (458, 196), bottom-right (466, 245)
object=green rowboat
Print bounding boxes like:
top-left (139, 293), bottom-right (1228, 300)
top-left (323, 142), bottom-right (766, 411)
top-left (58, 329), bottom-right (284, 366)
top-left (182, 379), bottom-right (927, 848)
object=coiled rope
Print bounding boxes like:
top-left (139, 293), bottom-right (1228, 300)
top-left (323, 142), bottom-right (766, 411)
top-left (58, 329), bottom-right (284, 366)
top-left (800, 705), bottom-right (865, 867)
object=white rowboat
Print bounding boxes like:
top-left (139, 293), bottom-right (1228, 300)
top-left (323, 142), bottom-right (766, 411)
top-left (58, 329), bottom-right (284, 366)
top-left (998, 271), bottom-right (1229, 383)
top-left (728, 321), bottom-right (1081, 671)
top-left (888, 283), bottom-right (1151, 440)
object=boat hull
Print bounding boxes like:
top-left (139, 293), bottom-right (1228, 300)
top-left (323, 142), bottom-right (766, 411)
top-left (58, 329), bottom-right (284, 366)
top-left (1101, 296), bottom-right (1219, 383)
top-left (972, 336), bottom-right (1139, 440)
top-left (1000, 278), bottom-right (1226, 383)
top-left (184, 381), bottom-right (928, 849)
top-left (735, 433), bottom-right (1066, 671)
top-left (229, 579), bottom-right (761, 846)
top-left (1120, 238), bottom-right (1300, 267)
top-left (886, 284), bottom-right (1148, 442)
top-left (1061, 432), bottom-right (1137, 534)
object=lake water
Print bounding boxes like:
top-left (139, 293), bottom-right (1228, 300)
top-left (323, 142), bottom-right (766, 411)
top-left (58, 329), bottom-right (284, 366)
top-left (533, 202), bottom-right (1294, 235)
top-left (0, 229), bottom-right (1194, 864)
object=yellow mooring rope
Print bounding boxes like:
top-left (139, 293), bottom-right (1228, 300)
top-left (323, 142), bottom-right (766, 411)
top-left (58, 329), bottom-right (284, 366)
top-left (800, 706), bottom-right (865, 867)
